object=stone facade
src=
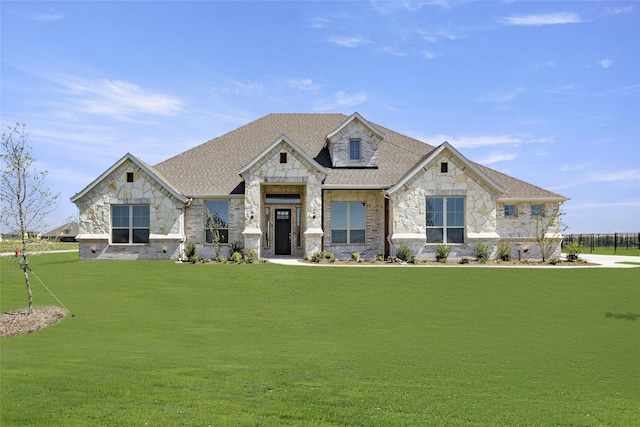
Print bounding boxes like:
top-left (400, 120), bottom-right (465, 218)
top-left (74, 159), bottom-right (185, 260)
top-left (239, 139), bottom-right (326, 259)
top-left (72, 114), bottom-right (566, 262)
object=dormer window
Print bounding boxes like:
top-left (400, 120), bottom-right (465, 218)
top-left (349, 139), bottom-right (361, 161)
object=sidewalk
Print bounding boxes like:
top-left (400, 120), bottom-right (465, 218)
top-left (268, 254), bottom-right (640, 268)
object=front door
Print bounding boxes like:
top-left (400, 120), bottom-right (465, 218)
top-left (275, 209), bottom-right (291, 255)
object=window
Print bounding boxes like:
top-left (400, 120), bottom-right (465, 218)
top-left (205, 201), bottom-right (229, 243)
top-left (531, 204), bottom-right (543, 217)
top-left (126, 172), bottom-right (134, 182)
top-left (426, 197), bottom-right (464, 243)
top-left (332, 202), bottom-right (365, 244)
top-left (504, 204), bottom-right (516, 217)
top-left (280, 152), bottom-right (287, 163)
top-left (349, 139), bottom-right (361, 160)
top-left (111, 205), bottom-right (150, 244)
top-left (440, 162), bottom-right (448, 173)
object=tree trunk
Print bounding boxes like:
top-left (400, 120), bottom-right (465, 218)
top-left (21, 252), bottom-right (33, 314)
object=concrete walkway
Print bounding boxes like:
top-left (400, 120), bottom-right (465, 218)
top-left (268, 254), bottom-right (640, 268)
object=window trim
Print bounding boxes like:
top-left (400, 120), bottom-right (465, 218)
top-left (425, 197), bottom-right (465, 244)
top-left (205, 200), bottom-right (230, 244)
top-left (530, 204), bottom-right (543, 218)
top-left (504, 204), bottom-right (516, 218)
top-left (331, 201), bottom-right (366, 244)
top-left (349, 139), bottom-right (361, 161)
top-left (111, 204), bottom-right (150, 245)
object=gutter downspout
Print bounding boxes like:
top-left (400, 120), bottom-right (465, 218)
top-left (179, 198), bottom-right (193, 261)
top-left (382, 189), bottom-right (392, 257)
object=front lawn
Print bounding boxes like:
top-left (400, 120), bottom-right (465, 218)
top-left (1, 253), bottom-right (638, 426)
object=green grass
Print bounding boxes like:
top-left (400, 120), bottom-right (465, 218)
top-left (1, 253), bottom-right (639, 426)
top-left (0, 238), bottom-right (78, 253)
top-left (581, 247), bottom-right (640, 256)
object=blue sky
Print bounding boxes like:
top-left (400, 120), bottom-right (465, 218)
top-left (1, 1), bottom-right (638, 234)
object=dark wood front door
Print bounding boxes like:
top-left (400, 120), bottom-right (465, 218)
top-left (275, 209), bottom-right (291, 255)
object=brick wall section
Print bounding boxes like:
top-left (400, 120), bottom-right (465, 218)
top-left (328, 120), bottom-right (381, 168)
top-left (323, 189), bottom-right (385, 260)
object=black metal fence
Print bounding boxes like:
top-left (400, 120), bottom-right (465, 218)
top-left (562, 233), bottom-right (640, 252)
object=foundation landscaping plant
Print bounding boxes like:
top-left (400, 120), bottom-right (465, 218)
top-left (1, 252), bottom-right (638, 426)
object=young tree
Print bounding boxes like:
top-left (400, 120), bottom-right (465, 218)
top-left (1, 123), bottom-right (60, 313)
top-left (533, 208), bottom-right (566, 262)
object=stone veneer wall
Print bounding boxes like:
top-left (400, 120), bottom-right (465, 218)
top-left (328, 120), bottom-right (381, 168)
top-left (323, 190), bottom-right (385, 260)
top-left (240, 141), bottom-right (326, 259)
top-left (495, 201), bottom-right (563, 260)
top-left (387, 152), bottom-right (501, 260)
top-left (75, 160), bottom-right (184, 260)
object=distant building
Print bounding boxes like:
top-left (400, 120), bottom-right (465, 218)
top-left (44, 222), bottom-right (79, 242)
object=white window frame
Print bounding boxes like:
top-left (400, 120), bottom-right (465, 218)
top-left (111, 205), bottom-right (150, 244)
top-left (331, 202), bottom-right (366, 244)
top-left (426, 197), bottom-right (465, 244)
top-left (205, 200), bottom-right (229, 244)
top-left (349, 139), bottom-right (361, 161)
top-left (504, 204), bottom-right (516, 217)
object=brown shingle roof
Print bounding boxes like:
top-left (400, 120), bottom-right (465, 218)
top-left (154, 113), bottom-right (566, 201)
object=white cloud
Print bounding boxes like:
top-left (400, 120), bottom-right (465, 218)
top-left (316, 91), bottom-right (367, 111)
top-left (421, 50), bottom-right (437, 60)
top-left (545, 84), bottom-right (576, 94)
top-left (67, 79), bottom-right (183, 120)
top-left (31, 10), bottom-right (65, 21)
top-left (476, 151), bottom-right (518, 164)
top-left (289, 78), bottom-right (320, 92)
top-left (477, 87), bottom-right (525, 103)
top-left (327, 36), bottom-right (372, 48)
top-left (417, 133), bottom-right (553, 148)
top-left (416, 28), bottom-right (461, 43)
top-left (604, 6), bottom-right (634, 16)
top-left (382, 46), bottom-right (408, 57)
top-left (599, 59), bottom-right (613, 68)
top-left (498, 12), bottom-right (583, 26)
top-left (587, 170), bottom-right (640, 183)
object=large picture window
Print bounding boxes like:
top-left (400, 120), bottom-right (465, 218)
top-left (111, 205), bottom-right (150, 244)
top-left (426, 197), bottom-right (464, 243)
top-left (332, 202), bottom-right (365, 244)
top-left (205, 200), bottom-right (229, 244)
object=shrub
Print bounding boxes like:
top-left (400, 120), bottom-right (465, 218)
top-left (230, 240), bottom-right (243, 255)
top-left (244, 249), bottom-right (257, 264)
top-left (565, 241), bottom-right (583, 262)
top-left (460, 257), bottom-right (470, 264)
top-left (375, 253), bottom-right (385, 262)
top-left (387, 255), bottom-right (397, 263)
top-left (216, 255), bottom-right (227, 263)
top-left (435, 244), bottom-right (450, 263)
top-left (311, 251), bottom-right (335, 263)
top-left (184, 241), bottom-right (197, 262)
top-left (474, 242), bottom-right (491, 263)
top-left (231, 251), bottom-right (243, 263)
top-left (202, 257), bottom-right (212, 263)
top-left (549, 257), bottom-right (563, 265)
top-left (497, 241), bottom-right (512, 261)
top-left (396, 244), bottom-right (416, 263)
top-left (351, 252), bottom-right (361, 262)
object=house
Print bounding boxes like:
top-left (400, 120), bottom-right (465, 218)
top-left (44, 221), bottom-right (79, 242)
top-left (71, 113), bottom-right (568, 261)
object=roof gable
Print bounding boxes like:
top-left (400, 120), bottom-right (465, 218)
top-left (70, 153), bottom-right (188, 204)
top-left (386, 142), bottom-right (505, 195)
top-left (326, 112), bottom-right (384, 141)
top-left (238, 134), bottom-right (328, 177)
